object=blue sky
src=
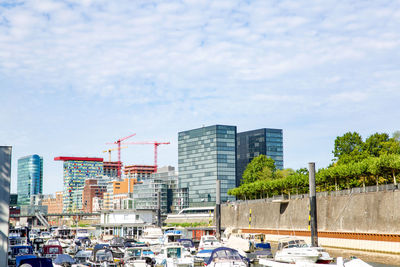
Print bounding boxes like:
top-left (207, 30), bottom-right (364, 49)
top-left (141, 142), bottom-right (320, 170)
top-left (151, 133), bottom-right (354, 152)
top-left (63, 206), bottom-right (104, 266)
top-left (1, 0), bottom-right (400, 194)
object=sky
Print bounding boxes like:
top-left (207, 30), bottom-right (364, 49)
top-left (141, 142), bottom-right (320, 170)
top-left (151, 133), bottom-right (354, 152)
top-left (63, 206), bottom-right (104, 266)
top-left (1, 0), bottom-right (400, 194)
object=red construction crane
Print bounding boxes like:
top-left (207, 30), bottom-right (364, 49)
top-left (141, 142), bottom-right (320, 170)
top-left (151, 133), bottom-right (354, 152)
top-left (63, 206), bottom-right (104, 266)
top-left (106, 133), bottom-right (136, 178)
top-left (123, 141), bottom-right (170, 172)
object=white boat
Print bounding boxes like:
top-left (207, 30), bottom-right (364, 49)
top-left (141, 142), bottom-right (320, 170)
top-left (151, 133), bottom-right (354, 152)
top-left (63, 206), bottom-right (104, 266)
top-left (139, 227), bottom-right (163, 245)
top-left (123, 247), bottom-right (155, 267)
top-left (155, 243), bottom-right (194, 267)
top-left (198, 235), bottom-right (222, 251)
top-left (163, 229), bottom-right (185, 244)
top-left (259, 256), bottom-right (372, 267)
top-left (202, 247), bottom-right (248, 267)
top-left (76, 228), bottom-right (90, 238)
top-left (274, 237), bottom-right (333, 264)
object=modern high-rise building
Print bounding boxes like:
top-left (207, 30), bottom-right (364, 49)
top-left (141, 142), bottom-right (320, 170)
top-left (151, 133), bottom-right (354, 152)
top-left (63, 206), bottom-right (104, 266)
top-left (17, 154), bottom-right (43, 205)
top-left (54, 157), bottom-right (103, 212)
top-left (236, 128), bottom-right (283, 186)
top-left (133, 166), bottom-right (188, 214)
top-left (178, 125), bottom-right (237, 207)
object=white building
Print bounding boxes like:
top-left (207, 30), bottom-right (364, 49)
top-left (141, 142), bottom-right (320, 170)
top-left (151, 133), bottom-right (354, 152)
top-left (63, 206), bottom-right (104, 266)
top-left (100, 209), bottom-right (156, 237)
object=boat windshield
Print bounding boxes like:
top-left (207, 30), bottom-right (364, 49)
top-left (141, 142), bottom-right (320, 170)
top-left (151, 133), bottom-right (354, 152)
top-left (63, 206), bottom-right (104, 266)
top-left (13, 247), bottom-right (31, 255)
top-left (180, 240), bottom-right (193, 247)
top-left (96, 250), bottom-right (113, 261)
top-left (167, 247), bottom-right (181, 258)
top-left (214, 249), bottom-right (241, 261)
top-left (127, 249), bottom-right (142, 257)
top-left (48, 247), bottom-right (61, 254)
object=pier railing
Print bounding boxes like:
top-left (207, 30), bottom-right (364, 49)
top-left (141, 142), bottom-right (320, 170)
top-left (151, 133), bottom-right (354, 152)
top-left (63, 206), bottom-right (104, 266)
top-left (230, 183), bottom-right (398, 204)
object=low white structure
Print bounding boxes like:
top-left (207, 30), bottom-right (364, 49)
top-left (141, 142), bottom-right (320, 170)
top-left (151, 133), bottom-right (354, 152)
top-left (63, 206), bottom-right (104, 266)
top-left (100, 209), bottom-right (156, 237)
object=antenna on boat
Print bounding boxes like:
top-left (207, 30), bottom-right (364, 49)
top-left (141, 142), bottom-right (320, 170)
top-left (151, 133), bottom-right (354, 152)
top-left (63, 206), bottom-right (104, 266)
top-left (309, 162), bottom-right (318, 247)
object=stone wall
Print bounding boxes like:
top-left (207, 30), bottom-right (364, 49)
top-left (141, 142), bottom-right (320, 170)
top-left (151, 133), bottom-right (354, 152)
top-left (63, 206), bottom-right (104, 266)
top-left (221, 190), bottom-right (400, 233)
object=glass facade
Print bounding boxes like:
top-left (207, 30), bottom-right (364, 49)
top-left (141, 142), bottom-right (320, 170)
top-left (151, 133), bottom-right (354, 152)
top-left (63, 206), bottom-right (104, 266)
top-left (133, 166), bottom-right (188, 214)
top-left (236, 128), bottom-right (283, 186)
top-left (178, 125), bottom-right (236, 207)
top-left (133, 178), bottom-right (168, 214)
top-left (17, 155), bottom-right (43, 205)
top-left (62, 160), bottom-right (103, 212)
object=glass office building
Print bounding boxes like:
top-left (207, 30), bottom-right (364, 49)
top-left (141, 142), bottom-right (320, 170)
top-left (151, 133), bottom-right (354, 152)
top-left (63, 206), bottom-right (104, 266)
top-left (178, 125), bottom-right (237, 207)
top-left (236, 128), bottom-right (283, 186)
top-left (17, 155), bottom-right (43, 205)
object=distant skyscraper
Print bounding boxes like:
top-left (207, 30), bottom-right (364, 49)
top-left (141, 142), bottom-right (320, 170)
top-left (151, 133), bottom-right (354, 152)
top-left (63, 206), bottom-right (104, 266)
top-left (17, 154), bottom-right (43, 205)
top-left (54, 157), bottom-right (103, 212)
top-left (236, 128), bottom-right (283, 186)
top-left (178, 125), bottom-right (237, 207)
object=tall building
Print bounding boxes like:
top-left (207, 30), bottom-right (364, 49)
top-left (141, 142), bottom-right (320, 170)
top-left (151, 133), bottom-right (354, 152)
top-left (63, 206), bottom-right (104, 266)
top-left (178, 125), bottom-right (237, 207)
top-left (17, 155), bottom-right (43, 205)
top-left (133, 166), bottom-right (188, 214)
top-left (236, 128), bottom-right (283, 186)
top-left (54, 157), bottom-right (103, 212)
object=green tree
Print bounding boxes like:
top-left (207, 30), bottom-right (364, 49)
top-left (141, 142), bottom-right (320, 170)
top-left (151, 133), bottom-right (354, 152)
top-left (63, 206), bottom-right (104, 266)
top-left (364, 133), bottom-right (390, 157)
top-left (333, 132), bottom-right (365, 164)
top-left (392, 131), bottom-right (400, 142)
top-left (241, 155), bottom-right (276, 184)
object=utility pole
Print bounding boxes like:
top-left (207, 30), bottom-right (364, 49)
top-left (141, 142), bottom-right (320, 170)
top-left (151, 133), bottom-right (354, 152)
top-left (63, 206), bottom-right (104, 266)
top-left (157, 192), bottom-right (162, 228)
top-left (215, 180), bottom-right (221, 239)
top-left (309, 162), bottom-right (318, 247)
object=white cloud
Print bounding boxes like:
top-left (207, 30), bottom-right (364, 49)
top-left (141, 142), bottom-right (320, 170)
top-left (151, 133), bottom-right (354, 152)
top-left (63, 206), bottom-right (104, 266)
top-left (1, 0), bottom-right (400, 193)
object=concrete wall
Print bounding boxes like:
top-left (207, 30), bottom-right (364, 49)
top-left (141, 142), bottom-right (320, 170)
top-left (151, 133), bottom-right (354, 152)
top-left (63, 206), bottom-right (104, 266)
top-left (222, 190), bottom-right (400, 233)
top-left (0, 146), bottom-right (12, 267)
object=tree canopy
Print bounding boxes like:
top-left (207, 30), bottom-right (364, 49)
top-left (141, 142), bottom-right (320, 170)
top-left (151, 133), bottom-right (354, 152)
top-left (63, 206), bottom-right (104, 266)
top-left (229, 130), bottom-right (400, 200)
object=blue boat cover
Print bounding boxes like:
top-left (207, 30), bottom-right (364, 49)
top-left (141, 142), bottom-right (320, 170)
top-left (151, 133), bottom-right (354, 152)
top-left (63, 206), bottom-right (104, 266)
top-left (16, 255), bottom-right (37, 266)
top-left (205, 247), bottom-right (246, 266)
top-left (18, 257), bottom-right (53, 267)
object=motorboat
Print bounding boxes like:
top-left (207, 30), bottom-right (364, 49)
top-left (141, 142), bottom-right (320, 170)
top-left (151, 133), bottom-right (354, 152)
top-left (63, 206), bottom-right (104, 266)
top-left (274, 238), bottom-right (320, 264)
top-left (139, 227), bottom-right (163, 245)
top-left (274, 237), bottom-right (332, 264)
top-left (45, 239), bottom-right (62, 246)
top-left (254, 243), bottom-right (273, 259)
top-left (9, 232), bottom-right (24, 246)
top-left (17, 257), bottom-right (53, 267)
top-left (177, 239), bottom-right (196, 255)
top-left (53, 254), bottom-right (76, 267)
top-left (198, 235), bottom-right (222, 251)
top-left (8, 245), bottom-right (34, 266)
top-left (203, 247), bottom-right (248, 267)
top-left (154, 243), bottom-right (194, 267)
top-left (42, 244), bottom-right (63, 261)
top-left (15, 254), bottom-right (37, 267)
top-left (76, 228), bottom-right (90, 238)
top-left (87, 247), bottom-right (118, 267)
top-left (259, 256), bottom-right (373, 266)
top-left (194, 249), bottom-right (213, 266)
top-left (40, 231), bottom-right (52, 241)
top-left (123, 247), bottom-right (155, 267)
top-left (163, 230), bottom-right (184, 244)
top-left (75, 250), bottom-right (92, 264)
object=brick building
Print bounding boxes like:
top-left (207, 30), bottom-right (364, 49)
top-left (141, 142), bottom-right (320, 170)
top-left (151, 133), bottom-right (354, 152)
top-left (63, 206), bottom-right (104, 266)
top-left (42, 191), bottom-right (63, 214)
top-left (82, 179), bottom-right (107, 213)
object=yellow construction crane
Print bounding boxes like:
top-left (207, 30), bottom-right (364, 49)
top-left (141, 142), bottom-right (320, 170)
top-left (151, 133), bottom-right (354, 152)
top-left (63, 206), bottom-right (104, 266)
top-left (102, 146), bottom-right (128, 162)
